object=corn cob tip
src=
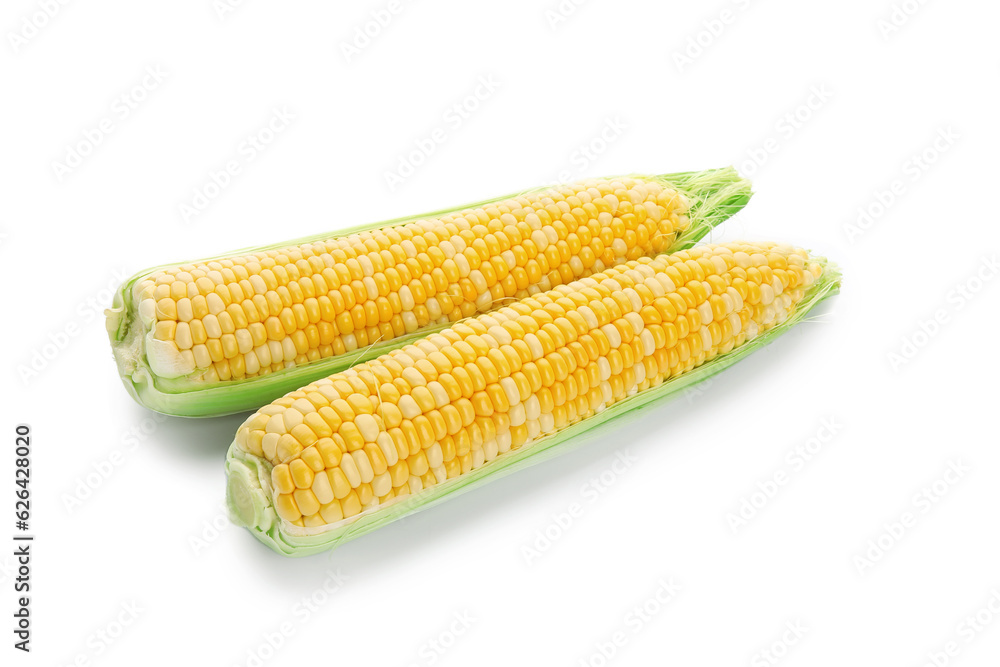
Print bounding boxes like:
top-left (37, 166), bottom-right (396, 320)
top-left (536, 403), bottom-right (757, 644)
top-left (227, 461), bottom-right (260, 528)
top-left (227, 469), bottom-right (254, 527)
top-left (226, 448), bottom-right (276, 533)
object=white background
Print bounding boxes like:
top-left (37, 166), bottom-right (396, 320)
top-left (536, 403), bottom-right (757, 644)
top-left (2, 1), bottom-right (999, 665)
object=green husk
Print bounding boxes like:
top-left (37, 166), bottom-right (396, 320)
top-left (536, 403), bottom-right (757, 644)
top-left (107, 167), bottom-right (752, 417)
top-left (226, 257), bottom-right (840, 557)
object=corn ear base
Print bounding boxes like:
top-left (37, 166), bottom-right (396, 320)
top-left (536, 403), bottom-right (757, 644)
top-left (226, 257), bottom-right (838, 557)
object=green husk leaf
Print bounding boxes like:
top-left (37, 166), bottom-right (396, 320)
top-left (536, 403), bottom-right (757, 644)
top-left (108, 167), bottom-right (752, 417)
top-left (226, 257), bottom-right (839, 557)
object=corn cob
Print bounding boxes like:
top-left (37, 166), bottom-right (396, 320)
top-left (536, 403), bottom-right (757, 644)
top-left (226, 241), bottom-right (840, 556)
top-left (106, 168), bottom-right (751, 417)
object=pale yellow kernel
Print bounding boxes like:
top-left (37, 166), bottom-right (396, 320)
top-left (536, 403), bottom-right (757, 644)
top-left (153, 320), bottom-right (176, 341)
top-left (341, 491), bottom-right (362, 517)
top-left (275, 494), bottom-right (301, 522)
top-left (262, 432), bottom-right (280, 460)
top-left (206, 292), bottom-right (226, 315)
top-left (376, 432), bottom-right (399, 466)
top-left (276, 434), bottom-right (302, 461)
top-left (271, 464), bottom-right (294, 494)
top-left (176, 298), bottom-right (193, 322)
top-left (355, 413), bottom-right (379, 442)
top-left (293, 488), bottom-right (320, 516)
top-left (408, 475), bottom-right (423, 494)
top-left (311, 471), bottom-right (335, 505)
top-left (319, 500), bottom-right (344, 523)
top-left (203, 314), bottom-right (222, 338)
top-left (352, 449), bottom-right (375, 484)
top-left (339, 453), bottom-right (362, 487)
top-left (328, 468), bottom-right (351, 499)
top-left (174, 322), bottom-right (193, 349)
